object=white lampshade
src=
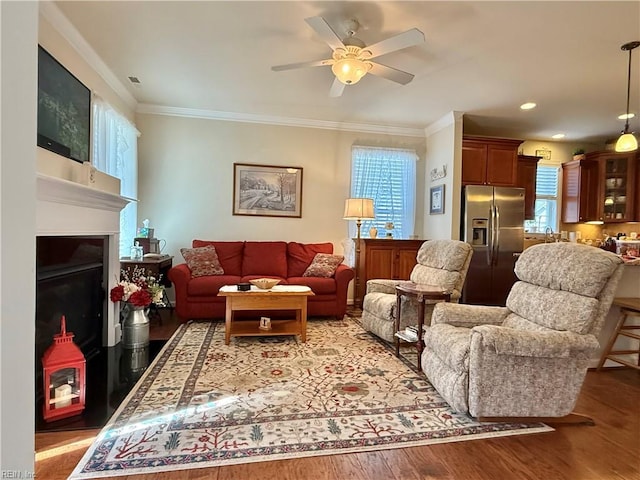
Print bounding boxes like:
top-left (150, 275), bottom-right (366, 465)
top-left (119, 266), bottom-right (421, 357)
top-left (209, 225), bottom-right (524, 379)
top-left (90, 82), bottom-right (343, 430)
top-left (343, 198), bottom-right (375, 220)
top-left (615, 131), bottom-right (638, 152)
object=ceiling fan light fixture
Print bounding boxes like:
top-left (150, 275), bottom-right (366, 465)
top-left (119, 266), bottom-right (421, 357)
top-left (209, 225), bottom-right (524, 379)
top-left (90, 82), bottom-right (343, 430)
top-left (615, 41), bottom-right (640, 153)
top-left (331, 57), bottom-right (371, 85)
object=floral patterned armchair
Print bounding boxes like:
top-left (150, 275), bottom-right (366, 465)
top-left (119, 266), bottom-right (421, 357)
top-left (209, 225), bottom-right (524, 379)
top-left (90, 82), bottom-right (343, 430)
top-left (422, 242), bottom-right (624, 421)
top-left (361, 240), bottom-right (473, 342)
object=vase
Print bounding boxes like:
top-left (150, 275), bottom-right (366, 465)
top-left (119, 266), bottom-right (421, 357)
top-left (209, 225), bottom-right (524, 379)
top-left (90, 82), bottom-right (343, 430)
top-left (369, 227), bottom-right (378, 238)
top-left (121, 303), bottom-right (150, 349)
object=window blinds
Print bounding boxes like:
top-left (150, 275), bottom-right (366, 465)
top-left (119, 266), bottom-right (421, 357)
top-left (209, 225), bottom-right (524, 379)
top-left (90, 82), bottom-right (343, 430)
top-left (350, 146), bottom-right (417, 239)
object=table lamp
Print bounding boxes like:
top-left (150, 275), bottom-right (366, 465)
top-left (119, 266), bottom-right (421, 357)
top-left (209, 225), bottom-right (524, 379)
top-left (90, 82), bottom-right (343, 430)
top-left (343, 198), bottom-right (375, 239)
top-left (343, 198), bottom-right (375, 308)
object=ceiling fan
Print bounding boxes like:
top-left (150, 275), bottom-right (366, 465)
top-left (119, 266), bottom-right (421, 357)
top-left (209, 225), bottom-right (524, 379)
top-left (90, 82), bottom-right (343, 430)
top-left (271, 16), bottom-right (425, 97)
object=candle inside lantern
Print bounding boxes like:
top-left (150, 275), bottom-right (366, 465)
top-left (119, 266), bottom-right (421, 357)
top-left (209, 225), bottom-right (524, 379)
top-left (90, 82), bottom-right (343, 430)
top-left (55, 384), bottom-right (72, 408)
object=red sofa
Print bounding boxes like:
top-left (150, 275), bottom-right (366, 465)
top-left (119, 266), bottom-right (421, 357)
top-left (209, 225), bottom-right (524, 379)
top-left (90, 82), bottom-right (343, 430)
top-left (168, 240), bottom-right (355, 322)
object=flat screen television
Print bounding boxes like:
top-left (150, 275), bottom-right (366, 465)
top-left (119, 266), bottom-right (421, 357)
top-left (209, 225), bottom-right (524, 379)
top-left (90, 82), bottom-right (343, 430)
top-left (37, 45), bottom-right (91, 163)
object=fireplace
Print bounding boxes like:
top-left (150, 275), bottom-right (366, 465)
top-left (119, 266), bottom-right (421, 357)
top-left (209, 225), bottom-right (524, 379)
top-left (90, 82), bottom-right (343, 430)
top-left (36, 236), bottom-right (106, 364)
top-left (36, 173), bottom-right (129, 347)
top-left (35, 174), bottom-right (129, 430)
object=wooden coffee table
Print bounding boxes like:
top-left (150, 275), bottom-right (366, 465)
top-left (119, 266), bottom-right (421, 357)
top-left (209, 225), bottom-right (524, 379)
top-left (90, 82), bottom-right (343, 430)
top-left (218, 285), bottom-right (314, 345)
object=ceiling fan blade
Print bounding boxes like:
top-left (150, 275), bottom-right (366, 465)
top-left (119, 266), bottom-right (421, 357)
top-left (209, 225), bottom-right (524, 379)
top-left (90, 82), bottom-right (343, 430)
top-left (364, 28), bottom-right (425, 59)
top-left (369, 62), bottom-right (415, 85)
top-left (329, 77), bottom-right (346, 97)
top-left (271, 58), bottom-right (333, 72)
top-left (305, 16), bottom-right (345, 51)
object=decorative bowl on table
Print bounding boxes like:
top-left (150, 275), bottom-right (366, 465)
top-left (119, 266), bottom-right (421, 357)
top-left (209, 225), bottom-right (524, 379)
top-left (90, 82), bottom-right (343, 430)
top-left (249, 278), bottom-right (281, 290)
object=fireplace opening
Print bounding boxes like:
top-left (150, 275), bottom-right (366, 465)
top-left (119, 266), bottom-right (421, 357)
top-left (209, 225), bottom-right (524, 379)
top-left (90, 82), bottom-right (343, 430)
top-left (35, 236), bottom-right (106, 418)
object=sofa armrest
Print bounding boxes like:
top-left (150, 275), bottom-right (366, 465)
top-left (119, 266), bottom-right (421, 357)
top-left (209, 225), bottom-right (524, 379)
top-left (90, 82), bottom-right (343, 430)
top-left (431, 303), bottom-right (509, 328)
top-left (471, 325), bottom-right (600, 359)
top-left (333, 264), bottom-right (355, 318)
top-left (168, 263), bottom-right (192, 320)
top-left (168, 263), bottom-right (191, 286)
top-left (365, 279), bottom-right (411, 295)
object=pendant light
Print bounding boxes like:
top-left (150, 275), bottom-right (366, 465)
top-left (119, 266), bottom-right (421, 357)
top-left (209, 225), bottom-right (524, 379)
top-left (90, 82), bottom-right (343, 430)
top-left (615, 41), bottom-right (640, 153)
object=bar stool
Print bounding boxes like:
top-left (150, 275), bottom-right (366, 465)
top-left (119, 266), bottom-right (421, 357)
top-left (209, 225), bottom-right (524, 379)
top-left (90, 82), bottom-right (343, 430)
top-left (597, 297), bottom-right (640, 370)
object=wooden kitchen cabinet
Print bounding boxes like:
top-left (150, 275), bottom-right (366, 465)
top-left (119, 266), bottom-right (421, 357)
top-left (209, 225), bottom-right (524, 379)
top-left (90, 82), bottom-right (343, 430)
top-left (517, 154), bottom-right (540, 220)
top-left (561, 157), bottom-right (599, 223)
top-left (589, 151), bottom-right (637, 223)
top-left (355, 239), bottom-right (424, 308)
top-left (462, 136), bottom-right (523, 186)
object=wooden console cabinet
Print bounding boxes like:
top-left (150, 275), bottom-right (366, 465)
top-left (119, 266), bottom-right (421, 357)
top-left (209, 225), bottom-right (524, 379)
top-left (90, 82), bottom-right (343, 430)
top-left (462, 136), bottom-right (523, 186)
top-left (355, 239), bottom-right (424, 308)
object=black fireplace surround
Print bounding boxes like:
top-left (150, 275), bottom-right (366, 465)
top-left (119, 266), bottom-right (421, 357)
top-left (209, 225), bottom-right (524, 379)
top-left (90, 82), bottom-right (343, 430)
top-left (35, 237), bottom-right (106, 414)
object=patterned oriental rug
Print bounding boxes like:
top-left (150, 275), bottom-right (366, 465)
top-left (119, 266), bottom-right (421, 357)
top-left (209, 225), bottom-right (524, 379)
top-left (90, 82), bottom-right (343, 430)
top-left (70, 317), bottom-right (552, 479)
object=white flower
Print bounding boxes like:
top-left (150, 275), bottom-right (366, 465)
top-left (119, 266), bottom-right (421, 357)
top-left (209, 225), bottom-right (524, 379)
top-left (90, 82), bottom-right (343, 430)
top-left (119, 281), bottom-right (141, 301)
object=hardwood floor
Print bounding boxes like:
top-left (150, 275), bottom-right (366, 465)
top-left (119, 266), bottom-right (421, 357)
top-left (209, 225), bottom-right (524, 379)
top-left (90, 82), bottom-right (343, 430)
top-left (35, 309), bottom-right (640, 480)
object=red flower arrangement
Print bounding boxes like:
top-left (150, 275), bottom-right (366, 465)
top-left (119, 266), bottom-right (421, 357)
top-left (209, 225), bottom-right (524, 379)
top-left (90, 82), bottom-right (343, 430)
top-left (110, 266), bottom-right (164, 308)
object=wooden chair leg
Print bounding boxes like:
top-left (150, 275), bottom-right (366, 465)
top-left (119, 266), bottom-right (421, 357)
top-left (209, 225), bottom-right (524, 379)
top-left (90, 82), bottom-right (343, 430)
top-left (477, 412), bottom-right (595, 426)
top-left (597, 310), bottom-right (628, 370)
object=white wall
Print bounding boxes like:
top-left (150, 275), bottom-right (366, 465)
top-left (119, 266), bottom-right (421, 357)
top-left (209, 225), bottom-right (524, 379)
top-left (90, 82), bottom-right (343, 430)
top-left (0, 1), bottom-right (37, 473)
top-left (135, 113), bottom-right (426, 271)
top-left (423, 112), bottom-right (464, 240)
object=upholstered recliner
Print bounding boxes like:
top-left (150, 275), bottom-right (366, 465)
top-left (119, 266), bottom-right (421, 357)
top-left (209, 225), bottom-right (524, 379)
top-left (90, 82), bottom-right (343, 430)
top-left (422, 242), bottom-right (624, 420)
top-left (361, 240), bottom-right (473, 342)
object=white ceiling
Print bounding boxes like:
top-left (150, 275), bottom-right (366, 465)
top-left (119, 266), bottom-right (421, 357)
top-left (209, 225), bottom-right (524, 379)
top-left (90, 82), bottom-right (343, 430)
top-left (55, 1), bottom-right (640, 144)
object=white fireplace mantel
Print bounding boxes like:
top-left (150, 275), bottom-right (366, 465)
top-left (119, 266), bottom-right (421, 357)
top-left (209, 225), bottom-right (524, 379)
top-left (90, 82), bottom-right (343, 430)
top-left (36, 173), bottom-right (131, 346)
top-left (37, 173), bottom-right (130, 233)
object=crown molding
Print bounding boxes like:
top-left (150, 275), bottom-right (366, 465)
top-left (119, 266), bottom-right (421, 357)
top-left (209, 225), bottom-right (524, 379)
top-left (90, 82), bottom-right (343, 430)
top-left (39, 2), bottom-right (137, 111)
top-left (136, 104), bottom-right (425, 138)
top-left (424, 111), bottom-right (463, 137)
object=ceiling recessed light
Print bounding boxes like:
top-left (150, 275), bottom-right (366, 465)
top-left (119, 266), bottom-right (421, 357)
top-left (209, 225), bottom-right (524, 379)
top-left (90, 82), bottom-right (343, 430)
top-left (520, 102), bottom-right (537, 110)
top-left (552, 133), bottom-right (566, 139)
top-left (618, 113), bottom-right (636, 120)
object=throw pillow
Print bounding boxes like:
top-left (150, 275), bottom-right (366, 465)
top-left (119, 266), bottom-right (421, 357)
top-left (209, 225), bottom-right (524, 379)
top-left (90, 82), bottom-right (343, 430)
top-left (180, 245), bottom-right (224, 277)
top-left (303, 253), bottom-right (344, 278)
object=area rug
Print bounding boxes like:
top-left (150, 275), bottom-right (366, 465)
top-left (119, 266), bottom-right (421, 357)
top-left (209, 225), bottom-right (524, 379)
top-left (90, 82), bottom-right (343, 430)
top-left (70, 317), bottom-right (552, 478)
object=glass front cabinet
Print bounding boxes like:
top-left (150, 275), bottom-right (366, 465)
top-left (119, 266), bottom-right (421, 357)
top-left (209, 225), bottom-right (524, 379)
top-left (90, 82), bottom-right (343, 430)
top-left (588, 151), bottom-right (637, 223)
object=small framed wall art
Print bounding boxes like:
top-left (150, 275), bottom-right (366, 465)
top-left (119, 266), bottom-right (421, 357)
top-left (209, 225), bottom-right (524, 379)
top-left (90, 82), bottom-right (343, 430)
top-left (430, 184), bottom-right (445, 215)
top-left (535, 149), bottom-right (551, 161)
top-left (233, 163), bottom-right (303, 218)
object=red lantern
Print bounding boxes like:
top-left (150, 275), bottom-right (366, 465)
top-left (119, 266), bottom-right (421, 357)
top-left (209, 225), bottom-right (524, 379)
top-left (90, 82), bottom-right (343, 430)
top-left (42, 315), bottom-right (86, 422)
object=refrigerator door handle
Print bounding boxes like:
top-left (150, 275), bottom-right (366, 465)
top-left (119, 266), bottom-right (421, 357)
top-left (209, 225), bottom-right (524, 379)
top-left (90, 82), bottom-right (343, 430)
top-left (494, 205), bottom-right (501, 265)
top-left (487, 206), bottom-right (494, 266)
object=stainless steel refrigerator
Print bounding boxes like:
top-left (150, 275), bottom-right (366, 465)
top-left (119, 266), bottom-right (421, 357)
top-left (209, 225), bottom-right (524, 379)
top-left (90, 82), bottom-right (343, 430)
top-left (461, 185), bottom-right (525, 306)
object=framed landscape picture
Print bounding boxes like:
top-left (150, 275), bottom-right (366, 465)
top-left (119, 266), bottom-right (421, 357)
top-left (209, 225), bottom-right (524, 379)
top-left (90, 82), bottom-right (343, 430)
top-left (430, 184), bottom-right (445, 215)
top-left (233, 163), bottom-right (303, 217)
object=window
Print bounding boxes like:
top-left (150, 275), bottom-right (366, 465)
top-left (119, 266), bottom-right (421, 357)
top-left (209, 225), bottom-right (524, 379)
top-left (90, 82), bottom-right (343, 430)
top-left (92, 97), bottom-right (140, 257)
top-left (524, 165), bottom-right (560, 232)
top-left (350, 146), bottom-right (417, 239)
